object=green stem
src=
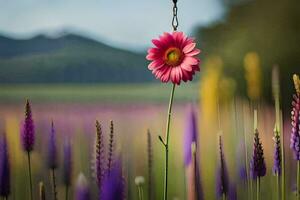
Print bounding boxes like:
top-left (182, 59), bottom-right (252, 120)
top-left (137, 186), bottom-right (144, 200)
top-left (27, 152), bottom-right (33, 200)
top-left (65, 185), bottom-right (69, 200)
top-left (161, 84), bottom-right (176, 200)
top-left (297, 161), bottom-right (300, 200)
top-left (257, 177), bottom-right (260, 200)
top-left (222, 193), bottom-right (226, 200)
top-left (243, 119), bottom-right (250, 199)
top-left (276, 174), bottom-right (280, 200)
top-left (51, 169), bottom-right (58, 200)
top-left (250, 178), bottom-right (253, 200)
top-left (280, 112), bottom-right (285, 200)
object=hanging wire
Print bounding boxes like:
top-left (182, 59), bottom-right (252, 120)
top-left (172, 0), bottom-right (179, 31)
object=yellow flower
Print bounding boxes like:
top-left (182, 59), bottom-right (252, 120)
top-left (244, 52), bottom-right (262, 101)
top-left (293, 74), bottom-right (300, 95)
top-left (199, 56), bottom-right (222, 124)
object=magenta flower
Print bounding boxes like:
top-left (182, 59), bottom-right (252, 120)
top-left (146, 32), bottom-right (201, 85)
top-left (21, 99), bottom-right (35, 152)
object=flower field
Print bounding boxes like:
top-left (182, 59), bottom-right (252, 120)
top-left (0, 80), bottom-right (298, 200)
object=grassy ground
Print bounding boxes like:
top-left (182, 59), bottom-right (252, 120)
top-left (0, 83), bottom-right (199, 103)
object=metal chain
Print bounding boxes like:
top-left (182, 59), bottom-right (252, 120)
top-left (172, 0), bottom-right (179, 31)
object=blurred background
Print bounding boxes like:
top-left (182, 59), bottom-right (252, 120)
top-left (0, 0), bottom-right (300, 199)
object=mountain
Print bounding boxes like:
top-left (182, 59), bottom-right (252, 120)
top-left (0, 34), bottom-right (153, 83)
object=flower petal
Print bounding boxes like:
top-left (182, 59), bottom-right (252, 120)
top-left (183, 57), bottom-right (199, 66)
top-left (183, 43), bottom-right (196, 53)
top-left (186, 49), bottom-right (201, 56)
top-left (180, 63), bottom-right (193, 72)
top-left (152, 39), bottom-right (164, 48)
top-left (148, 59), bottom-right (164, 70)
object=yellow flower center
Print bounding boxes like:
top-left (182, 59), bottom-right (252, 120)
top-left (164, 47), bottom-right (182, 66)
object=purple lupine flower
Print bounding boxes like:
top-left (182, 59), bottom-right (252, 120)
top-left (75, 173), bottom-right (90, 200)
top-left (250, 129), bottom-right (266, 179)
top-left (21, 99), bottom-right (35, 152)
top-left (183, 105), bottom-right (198, 166)
top-left (273, 132), bottom-right (281, 175)
top-left (0, 135), bottom-right (10, 197)
top-left (101, 159), bottom-right (125, 200)
top-left (95, 120), bottom-right (104, 189)
top-left (63, 140), bottom-right (72, 186)
top-left (290, 93), bottom-right (300, 160)
top-left (47, 121), bottom-right (58, 169)
top-left (216, 135), bottom-right (229, 198)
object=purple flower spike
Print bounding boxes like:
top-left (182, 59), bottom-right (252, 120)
top-left (47, 121), bottom-right (58, 169)
top-left (63, 140), bottom-right (72, 186)
top-left (21, 99), bottom-right (35, 152)
top-left (0, 135), bottom-right (10, 197)
top-left (290, 94), bottom-right (300, 160)
top-left (250, 129), bottom-right (266, 179)
top-left (101, 159), bottom-right (125, 200)
top-left (75, 173), bottom-right (90, 200)
top-left (273, 132), bottom-right (281, 175)
top-left (216, 135), bottom-right (229, 198)
top-left (184, 105), bottom-right (198, 166)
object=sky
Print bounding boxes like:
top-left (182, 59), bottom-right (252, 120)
top-left (0, 0), bottom-right (225, 50)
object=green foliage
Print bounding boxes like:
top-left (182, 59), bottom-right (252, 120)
top-left (0, 83), bottom-right (199, 103)
top-left (197, 0), bottom-right (300, 106)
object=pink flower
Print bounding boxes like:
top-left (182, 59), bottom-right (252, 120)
top-left (146, 32), bottom-right (201, 85)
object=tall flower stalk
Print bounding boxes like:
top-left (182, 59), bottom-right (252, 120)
top-left (291, 74), bottom-right (300, 199)
top-left (250, 129), bottom-right (266, 200)
top-left (21, 99), bottom-right (35, 200)
top-left (107, 120), bottom-right (114, 173)
top-left (146, 1), bottom-right (201, 198)
top-left (47, 121), bottom-right (58, 200)
top-left (63, 140), bottom-right (72, 200)
top-left (147, 130), bottom-right (153, 200)
top-left (216, 135), bottom-right (229, 200)
top-left (158, 83), bottom-right (176, 200)
top-left (273, 127), bottom-right (281, 200)
top-left (95, 120), bottom-right (104, 197)
top-left (0, 135), bottom-right (10, 200)
top-left (272, 66), bottom-right (284, 200)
